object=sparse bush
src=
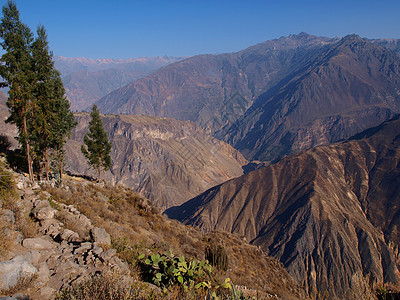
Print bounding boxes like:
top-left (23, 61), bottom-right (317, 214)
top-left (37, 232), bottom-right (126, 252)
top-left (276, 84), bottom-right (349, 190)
top-left (55, 269), bottom-right (159, 300)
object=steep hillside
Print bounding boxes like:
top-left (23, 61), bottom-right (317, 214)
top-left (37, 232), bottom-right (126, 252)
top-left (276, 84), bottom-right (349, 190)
top-left (218, 34), bottom-right (400, 162)
top-left (54, 56), bottom-right (184, 111)
top-left (95, 34), bottom-right (400, 163)
top-left (65, 113), bottom-right (246, 209)
top-left (96, 33), bottom-right (336, 133)
top-left (166, 116), bottom-right (400, 299)
top-left (0, 159), bottom-right (306, 299)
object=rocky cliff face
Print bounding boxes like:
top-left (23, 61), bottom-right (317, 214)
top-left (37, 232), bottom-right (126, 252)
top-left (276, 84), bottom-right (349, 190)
top-left (218, 34), bottom-right (400, 162)
top-left (66, 113), bottom-right (246, 209)
top-left (166, 116), bottom-right (400, 299)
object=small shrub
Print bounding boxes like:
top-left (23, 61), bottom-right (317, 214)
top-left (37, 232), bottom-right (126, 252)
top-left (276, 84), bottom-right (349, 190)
top-left (55, 269), bottom-right (159, 300)
top-left (205, 244), bottom-right (229, 271)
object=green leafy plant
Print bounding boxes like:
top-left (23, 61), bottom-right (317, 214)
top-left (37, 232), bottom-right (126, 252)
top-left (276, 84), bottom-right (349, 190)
top-left (138, 250), bottom-right (206, 292)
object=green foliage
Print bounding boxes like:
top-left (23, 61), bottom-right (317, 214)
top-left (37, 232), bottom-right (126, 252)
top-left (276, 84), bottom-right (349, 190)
top-left (0, 0), bottom-right (35, 180)
top-left (137, 249), bottom-right (238, 299)
top-left (81, 104), bottom-right (112, 180)
top-left (138, 249), bottom-right (212, 294)
top-left (0, 2), bottom-right (76, 181)
top-left (30, 25), bottom-right (76, 180)
top-left (205, 244), bottom-right (229, 271)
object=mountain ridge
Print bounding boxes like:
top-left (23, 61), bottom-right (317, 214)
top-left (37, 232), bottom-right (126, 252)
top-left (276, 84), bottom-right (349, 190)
top-left (94, 33), bottom-right (400, 163)
top-left (165, 115), bottom-right (400, 298)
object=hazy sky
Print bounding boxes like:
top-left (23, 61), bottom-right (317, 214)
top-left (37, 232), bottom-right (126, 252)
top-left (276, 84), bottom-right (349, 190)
top-left (5, 0), bottom-right (400, 59)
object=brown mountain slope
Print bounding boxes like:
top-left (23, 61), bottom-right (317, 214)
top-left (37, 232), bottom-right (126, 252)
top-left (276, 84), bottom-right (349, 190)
top-left (95, 34), bottom-right (400, 163)
top-left (217, 34), bottom-right (400, 162)
top-left (54, 56), bottom-right (184, 111)
top-left (166, 115), bottom-right (400, 298)
top-left (96, 33), bottom-right (336, 133)
top-left (0, 159), bottom-right (307, 299)
top-left (65, 113), bottom-right (246, 209)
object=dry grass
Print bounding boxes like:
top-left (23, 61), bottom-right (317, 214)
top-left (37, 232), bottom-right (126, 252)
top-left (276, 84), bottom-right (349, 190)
top-left (0, 219), bottom-right (14, 258)
top-left (0, 159), bottom-right (38, 258)
top-left (0, 273), bottom-right (38, 297)
top-left (43, 178), bottom-right (307, 299)
top-left (55, 269), bottom-right (161, 300)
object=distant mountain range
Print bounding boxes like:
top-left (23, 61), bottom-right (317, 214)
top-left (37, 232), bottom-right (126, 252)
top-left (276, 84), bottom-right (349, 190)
top-left (94, 33), bottom-right (400, 163)
top-left (166, 115), bottom-right (400, 298)
top-left (54, 55), bottom-right (185, 111)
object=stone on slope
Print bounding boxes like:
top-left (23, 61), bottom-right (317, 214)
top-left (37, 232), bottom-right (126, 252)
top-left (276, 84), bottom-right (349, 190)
top-left (0, 255), bottom-right (37, 290)
top-left (90, 227), bottom-right (111, 246)
top-left (22, 237), bottom-right (56, 250)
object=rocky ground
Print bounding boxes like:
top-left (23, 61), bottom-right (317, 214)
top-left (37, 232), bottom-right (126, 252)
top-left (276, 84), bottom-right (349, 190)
top-left (0, 167), bottom-right (130, 299)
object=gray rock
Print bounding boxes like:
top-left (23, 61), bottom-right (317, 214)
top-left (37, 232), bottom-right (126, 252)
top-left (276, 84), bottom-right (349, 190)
top-left (74, 242), bottom-right (92, 255)
top-left (109, 256), bottom-right (130, 274)
top-left (1, 209), bottom-right (15, 224)
top-left (39, 287), bottom-right (56, 299)
top-left (40, 219), bottom-right (64, 237)
top-left (0, 255), bottom-right (37, 290)
top-left (36, 262), bottom-right (50, 286)
top-left (0, 293), bottom-right (30, 300)
top-left (100, 248), bottom-right (117, 262)
top-left (92, 242), bottom-right (104, 256)
top-left (90, 227), bottom-right (111, 246)
top-left (22, 237), bottom-right (55, 250)
top-left (33, 205), bottom-right (57, 220)
top-left (60, 229), bottom-right (80, 242)
top-left (22, 250), bottom-right (41, 265)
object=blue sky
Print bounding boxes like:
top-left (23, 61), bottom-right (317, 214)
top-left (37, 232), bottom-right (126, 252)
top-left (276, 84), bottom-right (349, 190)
top-left (5, 0), bottom-right (400, 59)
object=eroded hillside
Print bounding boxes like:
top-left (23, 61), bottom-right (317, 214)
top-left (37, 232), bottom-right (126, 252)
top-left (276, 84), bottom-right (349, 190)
top-left (166, 115), bottom-right (400, 299)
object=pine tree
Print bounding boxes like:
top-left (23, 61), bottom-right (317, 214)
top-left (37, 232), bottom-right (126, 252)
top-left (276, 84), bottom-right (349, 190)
top-left (0, 0), bottom-right (35, 181)
top-left (31, 25), bottom-right (76, 181)
top-left (50, 73), bottom-right (77, 181)
top-left (81, 105), bottom-right (112, 181)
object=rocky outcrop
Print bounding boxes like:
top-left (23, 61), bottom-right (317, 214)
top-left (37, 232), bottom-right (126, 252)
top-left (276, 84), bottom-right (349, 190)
top-left (0, 171), bottom-right (129, 299)
top-left (65, 113), bottom-right (247, 209)
top-left (166, 116), bottom-right (400, 299)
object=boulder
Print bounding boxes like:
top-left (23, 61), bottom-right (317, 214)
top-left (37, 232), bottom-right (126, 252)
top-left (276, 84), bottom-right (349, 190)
top-left (100, 248), bottom-right (117, 262)
top-left (33, 206), bottom-right (57, 221)
top-left (22, 237), bottom-right (55, 250)
top-left (90, 227), bottom-right (111, 246)
top-left (0, 255), bottom-right (37, 290)
top-left (60, 229), bottom-right (80, 242)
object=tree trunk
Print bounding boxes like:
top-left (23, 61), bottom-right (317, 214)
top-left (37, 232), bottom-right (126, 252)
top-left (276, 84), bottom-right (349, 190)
top-left (45, 148), bottom-right (49, 180)
top-left (23, 115), bottom-right (33, 182)
top-left (98, 165), bottom-right (101, 182)
top-left (59, 156), bottom-right (63, 183)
